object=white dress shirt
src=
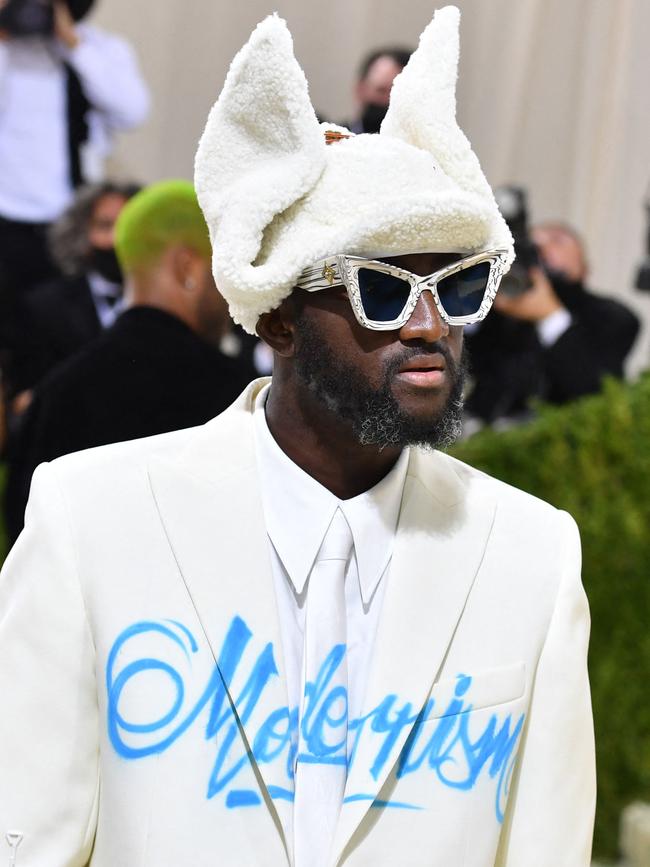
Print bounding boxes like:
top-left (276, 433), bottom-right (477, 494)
top-left (0, 25), bottom-right (149, 222)
top-left (536, 306), bottom-right (572, 346)
top-left (253, 384), bottom-right (409, 744)
top-left (87, 271), bottom-right (123, 329)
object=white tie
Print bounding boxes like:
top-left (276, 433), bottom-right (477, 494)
top-left (293, 509), bottom-right (353, 867)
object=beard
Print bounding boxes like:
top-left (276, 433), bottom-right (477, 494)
top-left (293, 317), bottom-right (467, 450)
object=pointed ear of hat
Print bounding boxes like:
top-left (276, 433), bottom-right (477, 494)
top-left (194, 15), bottom-right (325, 303)
top-left (381, 5), bottom-right (512, 252)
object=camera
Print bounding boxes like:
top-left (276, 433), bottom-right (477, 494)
top-left (0, 0), bottom-right (54, 37)
top-left (494, 185), bottom-right (539, 297)
top-left (0, 0), bottom-right (94, 36)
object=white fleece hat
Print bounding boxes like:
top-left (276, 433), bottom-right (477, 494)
top-left (195, 5), bottom-right (514, 334)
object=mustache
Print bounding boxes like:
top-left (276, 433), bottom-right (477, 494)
top-left (384, 341), bottom-right (462, 378)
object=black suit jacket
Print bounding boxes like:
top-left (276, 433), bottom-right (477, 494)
top-left (9, 274), bottom-right (103, 395)
top-left (5, 306), bottom-right (257, 540)
top-left (465, 277), bottom-right (640, 423)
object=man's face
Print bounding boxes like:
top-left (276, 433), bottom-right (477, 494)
top-left (357, 56), bottom-right (404, 109)
top-left (291, 252), bottom-right (466, 450)
top-left (355, 55), bottom-right (404, 133)
top-left (532, 225), bottom-right (587, 284)
top-left (88, 193), bottom-right (128, 250)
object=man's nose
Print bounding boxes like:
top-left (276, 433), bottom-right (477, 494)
top-left (398, 289), bottom-right (449, 343)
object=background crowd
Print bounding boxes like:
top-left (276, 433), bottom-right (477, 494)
top-left (0, 1), bottom-right (648, 863)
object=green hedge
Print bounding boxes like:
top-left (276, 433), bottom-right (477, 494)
top-left (451, 374), bottom-right (650, 860)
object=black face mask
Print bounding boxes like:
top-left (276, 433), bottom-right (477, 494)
top-left (68, 0), bottom-right (96, 21)
top-left (89, 247), bottom-right (123, 284)
top-left (360, 102), bottom-right (388, 134)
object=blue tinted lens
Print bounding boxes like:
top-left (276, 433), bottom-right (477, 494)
top-left (358, 268), bottom-right (412, 322)
top-left (436, 262), bottom-right (490, 318)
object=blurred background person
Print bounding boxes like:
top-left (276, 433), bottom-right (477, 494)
top-left (6, 180), bottom-right (139, 409)
top-left (0, 0), bottom-right (149, 350)
top-left (4, 179), bottom-right (256, 541)
top-left (464, 187), bottom-right (640, 426)
top-left (343, 45), bottom-right (411, 134)
top-left (529, 219), bottom-right (640, 390)
top-left (532, 220), bottom-right (589, 284)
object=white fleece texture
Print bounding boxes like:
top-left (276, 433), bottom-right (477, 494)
top-left (195, 7), bottom-right (514, 334)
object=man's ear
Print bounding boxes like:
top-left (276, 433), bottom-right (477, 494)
top-left (256, 296), bottom-right (297, 358)
top-left (171, 246), bottom-right (202, 292)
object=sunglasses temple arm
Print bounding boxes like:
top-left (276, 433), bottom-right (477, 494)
top-left (299, 279), bottom-right (346, 292)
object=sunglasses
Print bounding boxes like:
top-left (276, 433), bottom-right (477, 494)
top-left (296, 249), bottom-right (509, 331)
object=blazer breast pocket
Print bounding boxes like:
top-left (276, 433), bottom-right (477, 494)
top-left (421, 662), bottom-right (526, 722)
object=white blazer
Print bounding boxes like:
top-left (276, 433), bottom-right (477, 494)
top-left (0, 379), bottom-right (595, 867)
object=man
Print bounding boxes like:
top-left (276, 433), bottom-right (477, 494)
top-left (531, 220), bottom-right (641, 373)
top-left (0, 0), bottom-right (149, 346)
top-left (3, 179), bottom-right (256, 541)
top-left (532, 221), bottom-right (589, 284)
top-left (466, 219), bottom-right (639, 423)
top-left (345, 45), bottom-right (411, 134)
top-left (6, 181), bottom-right (140, 403)
top-left (0, 8), bottom-right (595, 867)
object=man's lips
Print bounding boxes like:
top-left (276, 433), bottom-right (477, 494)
top-left (398, 354), bottom-right (446, 373)
top-left (396, 354), bottom-right (448, 386)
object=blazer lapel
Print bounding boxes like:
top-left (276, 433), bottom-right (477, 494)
top-left (148, 380), bottom-right (293, 859)
top-left (332, 450), bottom-right (497, 863)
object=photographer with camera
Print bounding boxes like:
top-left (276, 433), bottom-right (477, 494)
top-left (465, 188), bottom-right (639, 425)
top-left (0, 0), bottom-right (149, 349)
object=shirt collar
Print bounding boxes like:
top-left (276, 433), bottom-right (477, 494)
top-left (253, 383), bottom-right (409, 603)
top-left (87, 271), bottom-right (122, 299)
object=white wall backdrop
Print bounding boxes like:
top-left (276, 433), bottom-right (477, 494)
top-left (92, 0), bottom-right (650, 373)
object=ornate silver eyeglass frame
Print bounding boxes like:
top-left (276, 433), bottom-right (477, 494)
top-left (296, 248), bottom-right (510, 331)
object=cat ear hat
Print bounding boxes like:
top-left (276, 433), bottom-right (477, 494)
top-left (195, 5), bottom-right (513, 334)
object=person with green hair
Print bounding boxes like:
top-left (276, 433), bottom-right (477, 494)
top-left (4, 178), bottom-right (256, 540)
top-left (115, 179), bottom-right (212, 274)
top-left (114, 178), bottom-right (220, 340)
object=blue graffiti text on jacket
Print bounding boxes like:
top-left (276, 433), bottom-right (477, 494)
top-left (106, 616), bottom-right (524, 821)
